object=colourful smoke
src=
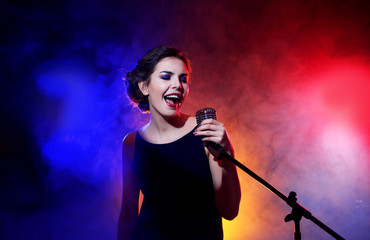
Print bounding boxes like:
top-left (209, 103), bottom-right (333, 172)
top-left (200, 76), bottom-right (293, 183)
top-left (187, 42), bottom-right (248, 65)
top-left (1, 0), bottom-right (369, 239)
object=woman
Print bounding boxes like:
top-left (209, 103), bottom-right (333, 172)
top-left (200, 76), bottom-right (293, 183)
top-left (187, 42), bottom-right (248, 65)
top-left (118, 46), bottom-right (241, 240)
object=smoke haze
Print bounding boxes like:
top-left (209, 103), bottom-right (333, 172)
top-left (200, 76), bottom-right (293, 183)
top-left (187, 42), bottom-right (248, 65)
top-left (1, 0), bottom-right (369, 239)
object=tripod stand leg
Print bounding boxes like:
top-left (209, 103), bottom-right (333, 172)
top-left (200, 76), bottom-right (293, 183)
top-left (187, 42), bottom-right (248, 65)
top-left (294, 219), bottom-right (301, 240)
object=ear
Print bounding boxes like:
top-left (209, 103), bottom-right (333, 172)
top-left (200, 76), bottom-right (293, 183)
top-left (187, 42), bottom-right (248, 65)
top-left (138, 81), bottom-right (149, 96)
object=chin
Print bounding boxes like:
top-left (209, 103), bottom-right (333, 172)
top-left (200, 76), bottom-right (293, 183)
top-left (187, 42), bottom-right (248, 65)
top-left (149, 101), bottom-right (183, 119)
top-left (161, 107), bottom-right (182, 119)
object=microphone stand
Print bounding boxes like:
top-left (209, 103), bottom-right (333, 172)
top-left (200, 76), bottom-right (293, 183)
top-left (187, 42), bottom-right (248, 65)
top-left (207, 144), bottom-right (345, 240)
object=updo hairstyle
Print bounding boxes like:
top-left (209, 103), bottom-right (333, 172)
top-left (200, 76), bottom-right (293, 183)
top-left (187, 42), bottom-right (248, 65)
top-left (125, 46), bottom-right (191, 112)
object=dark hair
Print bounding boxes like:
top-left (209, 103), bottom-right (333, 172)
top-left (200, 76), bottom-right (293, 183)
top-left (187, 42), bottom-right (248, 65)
top-left (125, 46), bottom-right (191, 112)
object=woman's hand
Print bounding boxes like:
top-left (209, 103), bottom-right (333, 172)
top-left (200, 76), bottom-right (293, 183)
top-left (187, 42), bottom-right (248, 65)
top-left (193, 118), bottom-right (234, 156)
top-left (194, 118), bottom-right (240, 220)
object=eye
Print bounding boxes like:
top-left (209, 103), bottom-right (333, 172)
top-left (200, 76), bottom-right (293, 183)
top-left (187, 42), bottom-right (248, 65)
top-left (160, 74), bottom-right (171, 80)
top-left (180, 75), bottom-right (189, 83)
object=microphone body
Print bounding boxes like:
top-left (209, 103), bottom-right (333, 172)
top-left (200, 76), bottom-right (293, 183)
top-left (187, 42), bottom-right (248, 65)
top-left (196, 108), bottom-right (225, 160)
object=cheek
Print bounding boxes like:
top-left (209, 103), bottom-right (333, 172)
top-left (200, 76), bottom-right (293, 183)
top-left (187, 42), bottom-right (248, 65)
top-left (183, 85), bottom-right (190, 98)
top-left (184, 84), bottom-right (190, 94)
top-left (148, 82), bottom-right (167, 98)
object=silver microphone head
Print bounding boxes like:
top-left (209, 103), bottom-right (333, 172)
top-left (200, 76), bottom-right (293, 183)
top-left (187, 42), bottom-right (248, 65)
top-left (196, 107), bottom-right (217, 125)
top-left (195, 108), bottom-right (224, 159)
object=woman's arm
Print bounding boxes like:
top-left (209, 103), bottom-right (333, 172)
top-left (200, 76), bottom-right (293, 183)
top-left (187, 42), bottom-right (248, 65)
top-left (194, 119), bottom-right (241, 220)
top-left (118, 132), bottom-right (140, 239)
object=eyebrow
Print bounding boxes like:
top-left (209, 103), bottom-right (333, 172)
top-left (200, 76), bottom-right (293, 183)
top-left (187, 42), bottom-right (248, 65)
top-left (160, 71), bottom-right (188, 76)
top-left (160, 71), bottom-right (173, 74)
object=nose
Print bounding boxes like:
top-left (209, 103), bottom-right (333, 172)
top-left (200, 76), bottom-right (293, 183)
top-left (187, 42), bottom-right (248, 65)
top-left (171, 77), bottom-right (183, 90)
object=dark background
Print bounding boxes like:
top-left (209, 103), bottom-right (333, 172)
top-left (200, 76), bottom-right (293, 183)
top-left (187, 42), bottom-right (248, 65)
top-left (1, 0), bottom-right (370, 239)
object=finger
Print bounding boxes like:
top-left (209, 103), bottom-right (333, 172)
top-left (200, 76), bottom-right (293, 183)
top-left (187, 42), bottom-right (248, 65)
top-left (198, 118), bottom-right (222, 126)
top-left (200, 136), bottom-right (224, 146)
top-left (196, 121), bottom-right (224, 131)
top-left (194, 130), bottom-right (223, 137)
top-left (195, 125), bottom-right (222, 133)
top-left (195, 124), bottom-right (224, 133)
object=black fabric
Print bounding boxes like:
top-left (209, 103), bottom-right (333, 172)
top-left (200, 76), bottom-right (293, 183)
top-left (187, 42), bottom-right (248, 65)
top-left (131, 128), bottom-right (223, 240)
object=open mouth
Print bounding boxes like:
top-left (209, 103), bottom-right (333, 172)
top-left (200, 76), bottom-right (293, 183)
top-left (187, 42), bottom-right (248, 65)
top-left (164, 93), bottom-right (182, 107)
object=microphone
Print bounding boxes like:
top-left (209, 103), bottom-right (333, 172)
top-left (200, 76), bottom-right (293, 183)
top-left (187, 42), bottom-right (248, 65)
top-left (196, 108), bottom-right (225, 160)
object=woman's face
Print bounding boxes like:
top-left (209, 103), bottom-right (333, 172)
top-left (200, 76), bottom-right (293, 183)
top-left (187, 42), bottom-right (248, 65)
top-left (139, 57), bottom-right (190, 118)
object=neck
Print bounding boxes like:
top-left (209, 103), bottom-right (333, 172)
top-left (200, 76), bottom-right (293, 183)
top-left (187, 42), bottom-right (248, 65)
top-left (148, 112), bottom-right (188, 134)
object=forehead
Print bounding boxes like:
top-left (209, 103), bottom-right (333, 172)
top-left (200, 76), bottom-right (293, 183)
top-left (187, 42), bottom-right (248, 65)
top-left (154, 57), bottom-right (189, 73)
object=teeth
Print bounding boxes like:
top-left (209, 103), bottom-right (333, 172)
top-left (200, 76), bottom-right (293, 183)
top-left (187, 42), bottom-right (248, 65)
top-left (165, 95), bottom-right (181, 104)
top-left (166, 96), bottom-right (179, 99)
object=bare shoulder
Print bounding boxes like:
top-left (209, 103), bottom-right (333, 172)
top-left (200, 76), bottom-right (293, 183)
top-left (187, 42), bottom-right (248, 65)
top-left (122, 132), bottom-right (137, 165)
top-left (122, 131), bottom-right (136, 147)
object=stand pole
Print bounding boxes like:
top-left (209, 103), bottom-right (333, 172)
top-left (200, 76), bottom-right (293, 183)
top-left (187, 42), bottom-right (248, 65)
top-left (211, 147), bottom-right (345, 240)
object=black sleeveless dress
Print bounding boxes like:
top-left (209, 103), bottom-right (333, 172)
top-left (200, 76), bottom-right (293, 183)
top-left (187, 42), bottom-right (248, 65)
top-left (131, 128), bottom-right (223, 240)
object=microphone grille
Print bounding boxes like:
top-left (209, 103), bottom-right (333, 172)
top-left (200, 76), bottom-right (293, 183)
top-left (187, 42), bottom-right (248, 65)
top-left (196, 107), bottom-right (217, 125)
